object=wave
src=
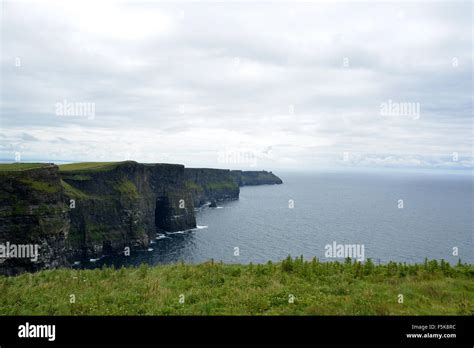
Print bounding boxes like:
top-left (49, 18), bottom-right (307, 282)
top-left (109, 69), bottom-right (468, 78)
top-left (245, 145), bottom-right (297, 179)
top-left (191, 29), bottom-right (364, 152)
top-left (166, 230), bottom-right (190, 235)
top-left (165, 225), bottom-right (208, 234)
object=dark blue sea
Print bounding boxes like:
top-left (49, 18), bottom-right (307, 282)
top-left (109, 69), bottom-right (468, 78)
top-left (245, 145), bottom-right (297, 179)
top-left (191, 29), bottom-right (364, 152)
top-left (89, 170), bottom-right (473, 267)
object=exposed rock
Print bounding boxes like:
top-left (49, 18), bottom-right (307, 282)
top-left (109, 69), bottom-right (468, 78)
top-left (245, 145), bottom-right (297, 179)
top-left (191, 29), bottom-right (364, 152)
top-left (0, 161), bottom-right (283, 274)
top-left (62, 161), bottom-right (196, 261)
top-left (0, 165), bottom-right (70, 275)
top-left (184, 168), bottom-right (240, 207)
top-left (231, 170), bottom-right (283, 186)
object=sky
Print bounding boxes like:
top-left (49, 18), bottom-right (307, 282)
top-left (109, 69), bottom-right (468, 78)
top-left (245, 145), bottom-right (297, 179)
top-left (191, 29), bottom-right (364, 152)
top-left (1, 0), bottom-right (472, 171)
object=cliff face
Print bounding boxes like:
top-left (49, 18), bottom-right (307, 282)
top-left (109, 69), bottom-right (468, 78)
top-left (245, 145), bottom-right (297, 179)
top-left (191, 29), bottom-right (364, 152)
top-left (62, 162), bottom-right (196, 261)
top-left (184, 168), bottom-right (240, 206)
top-left (231, 170), bottom-right (283, 186)
top-left (0, 165), bottom-right (70, 275)
top-left (0, 162), bottom-right (197, 274)
top-left (0, 162), bottom-right (282, 274)
top-left (183, 168), bottom-right (283, 207)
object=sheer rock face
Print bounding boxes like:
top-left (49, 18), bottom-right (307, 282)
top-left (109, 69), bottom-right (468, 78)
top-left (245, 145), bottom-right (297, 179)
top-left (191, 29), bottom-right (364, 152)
top-left (0, 162), bottom-right (282, 274)
top-left (0, 165), bottom-right (70, 275)
top-left (62, 162), bottom-right (196, 261)
top-left (182, 168), bottom-right (283, 207)
top-left (184, 168), bottom-right (240, 207)
top-left (0, 162), bottom-right (196, 273)
top-left (231, 170), bottom-right (283, 186)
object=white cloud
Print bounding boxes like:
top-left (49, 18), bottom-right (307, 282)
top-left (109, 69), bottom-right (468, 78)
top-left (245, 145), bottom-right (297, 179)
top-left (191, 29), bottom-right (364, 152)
top-left (1, 0), bottom-right (472, 171)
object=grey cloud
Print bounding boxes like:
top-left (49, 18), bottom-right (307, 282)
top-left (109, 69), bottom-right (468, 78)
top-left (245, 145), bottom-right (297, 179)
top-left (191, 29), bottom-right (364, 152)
top-left (0, 1), bottom-right (472, 170)
top-left (20, 133), bottom-right (39, 141)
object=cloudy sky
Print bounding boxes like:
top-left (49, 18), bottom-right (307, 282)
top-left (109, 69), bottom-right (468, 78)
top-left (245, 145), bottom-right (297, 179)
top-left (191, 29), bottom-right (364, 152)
top-left (1, 0), bottom-right (472, 171)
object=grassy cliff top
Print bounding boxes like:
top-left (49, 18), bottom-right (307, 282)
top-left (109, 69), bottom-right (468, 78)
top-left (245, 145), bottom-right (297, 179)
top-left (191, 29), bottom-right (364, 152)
top-left (58, 162), bottom-right (125, 172)
top-left (0, 163), bottom-right (53, 172)
top-left (58, 161), bottom-right (181, 172)
top-left (1, 257), bottom-right (472, 315)
top-left (0, 161), bottom-right (125, 173)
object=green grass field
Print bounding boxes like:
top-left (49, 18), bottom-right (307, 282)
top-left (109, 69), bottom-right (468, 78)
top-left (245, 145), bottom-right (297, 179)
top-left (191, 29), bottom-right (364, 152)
top-left (0, 163), bottom-right (52, 171)
top-left (58, 162), bottom-right (122, 172)
top-left (1, 257), bottom-right (472, 315)
top-left (0, 162), bottom-right (125, 172)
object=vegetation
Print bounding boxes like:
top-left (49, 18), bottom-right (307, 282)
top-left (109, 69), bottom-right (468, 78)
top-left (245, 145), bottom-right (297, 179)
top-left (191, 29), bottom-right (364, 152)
top-left (185, 180), bottom-right (204, 192)
top-left (58, 162), bottom-right (122, 172)
top-left (115, 179), bottom-right (139, 199)
top-left (61, 174), bottom-right (92, 181)
top-left (18, 178), bottom-right (60, 193)
top-left (186, 180), bottom-right (238, 196)
top-left (0, 163), bottom-right (51, 171)
top-left (204, 182), bottom-right (238, 191)
top-left (0, 257), bottom-right (472, 315)
top-left (60, 180), bottom-right (89, 199)
top-left (0, 161), bottom-right (123, 174)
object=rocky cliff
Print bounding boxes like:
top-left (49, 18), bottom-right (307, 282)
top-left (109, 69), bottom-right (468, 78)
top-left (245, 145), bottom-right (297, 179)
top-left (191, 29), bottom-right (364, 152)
top-left (0, 161), bottom-right (282, 274)
top-left (0, 164), bottom-right (70, 275)
top-left (61, 161), bottom-right (196, 262)
top-left (231, 170), bottom-right (283, 186)
top-left (182, 168), bottom-right (283, 207)
top-left (184, 168), bottom-right (240, 206)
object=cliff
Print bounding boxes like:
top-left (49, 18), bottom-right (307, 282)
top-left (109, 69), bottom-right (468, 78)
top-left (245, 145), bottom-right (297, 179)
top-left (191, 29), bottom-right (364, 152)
top-left (0, 164), bottom-right (70, 274)
top-left (0, 162), bottom-right (282, 274)
top-left (184, 168), bottom-right (240, 206)
top-left (60, 161), bottom-right (196, 261)
top-left (182, 168), bottom-right (283, 207)
top-left (231, 170), bottom-right (283, 186)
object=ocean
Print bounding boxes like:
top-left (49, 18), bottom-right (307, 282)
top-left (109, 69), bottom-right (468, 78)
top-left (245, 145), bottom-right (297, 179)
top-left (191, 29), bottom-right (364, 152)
top-left (88, 170), bottom-right (474, 268)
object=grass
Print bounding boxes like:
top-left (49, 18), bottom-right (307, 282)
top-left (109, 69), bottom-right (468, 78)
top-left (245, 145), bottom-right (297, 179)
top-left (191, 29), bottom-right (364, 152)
top-left (0, 162), bottom-right (124, 173)
top-left (60, 179), bottom-right (89, 199)
top-left (61, 174), bottom-right (92, 181)
top-left (0, 257), bottom-right (472, 315)
top-left (185, 180), bottom-right (204, 191)
top-left (115, 179), bottom-right (139, 199)
top-left (58, 162), bottom-right (123, 172)
top-left (18, 178), bottom-right (60, 193)
top-left (204, 182), bottom-right (238, 191)
top-left (0, 163), bottom-right (51, 172)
